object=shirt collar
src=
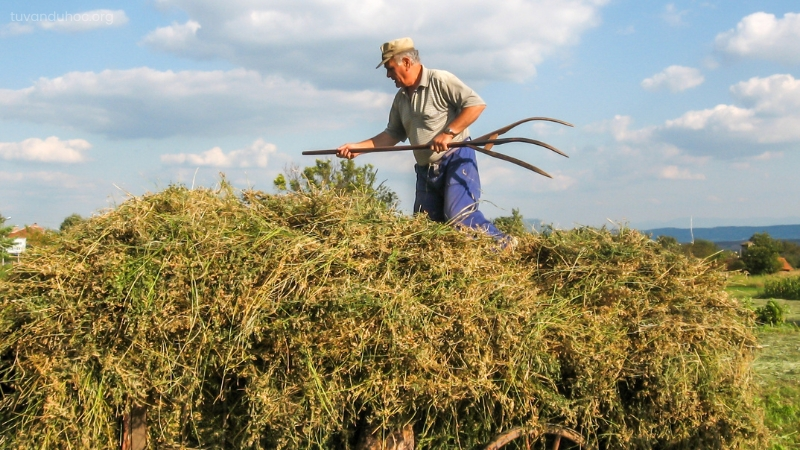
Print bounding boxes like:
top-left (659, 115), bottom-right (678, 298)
top-left (402, 65), bottom-right (429, 97)
top-left (418, 65), bottom-right (431, 88)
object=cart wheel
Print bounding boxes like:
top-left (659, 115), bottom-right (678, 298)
top-left (484, 425), bottom-right (587, 450)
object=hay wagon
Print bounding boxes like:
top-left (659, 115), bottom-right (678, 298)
top-left (121, 408), bottom-right (587, 450)
top-left (1, 185), bottom-right (764, 449)
top-left (483, 425), bottom-right (586, 449)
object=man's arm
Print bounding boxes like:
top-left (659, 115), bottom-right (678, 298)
top-left (430, 104), bottom-right (486, 153)
top-left (336, 131), bottom-right (401, 159)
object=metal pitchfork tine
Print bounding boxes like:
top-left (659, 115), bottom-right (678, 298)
top-left (473, 117), bottom-right (574, 149)
top-left (301, 117), bottom-right (573, 178)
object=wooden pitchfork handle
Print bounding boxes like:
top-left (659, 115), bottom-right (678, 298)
top-left (302, 137), bottom-right (569, 158)
top-left (301, 117), bottom-right (573, 177)
top-left (303, 138), bottom-right (559, 177)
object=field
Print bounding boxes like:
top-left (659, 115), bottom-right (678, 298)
top-left (726, 272), bottom-right (800, 450)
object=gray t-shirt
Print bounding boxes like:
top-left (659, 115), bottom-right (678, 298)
top-left (384, 66), bottom-right (485, 165)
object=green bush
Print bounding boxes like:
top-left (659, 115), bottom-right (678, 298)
top-left (763, 276), bottom-right (800, 300)
top-left (493, 208), bottom-right (528, 236)
top-left (755, 300), bottom-right (787, 326)
top-left (0, 213), bottom-right (13, 264)
top-left (743, 233), bottom-right (783, 275)
top-left (59, 213), bottom-right (86, 232)
top-left (684, 239), bottom-right (721, 259)
top-left (726, 256), bottom-right (747, 272)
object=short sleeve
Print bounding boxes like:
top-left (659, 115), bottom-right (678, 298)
top-left (438, 71), bottom-right (485, 110)
top-left (384, 95), bottom-right (408, 142)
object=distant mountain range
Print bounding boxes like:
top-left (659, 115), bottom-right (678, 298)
top-left (642, 224), bottom-right (800, 244)
top-left (519, 220), bottom-right (800, 250)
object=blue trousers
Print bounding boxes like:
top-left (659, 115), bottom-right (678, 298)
top-left (413, 145), bottom-right (505, 239)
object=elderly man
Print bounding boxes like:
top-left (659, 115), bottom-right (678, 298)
top-left (337, 37), bottom-right (506, 240)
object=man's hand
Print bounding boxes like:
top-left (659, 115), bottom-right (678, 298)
top-left (431, 132), bottom-right (453, 153)
top-left (336, 143), bottom-right (360, 159)
top-left (336, 132), bottom-right (401, 159)
top-left (430, 105), bottom-right (485, 153)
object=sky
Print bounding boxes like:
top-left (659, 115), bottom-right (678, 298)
top-left (1, 0), bottom-right (799, 231)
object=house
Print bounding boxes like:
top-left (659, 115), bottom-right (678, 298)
top-left (740, 240), bottom-right (794, 272)
top-left (7, 224), bottom-right (45, 256)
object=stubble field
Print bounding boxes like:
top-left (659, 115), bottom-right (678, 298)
top-left (727, 272), bottom-right (800, 450)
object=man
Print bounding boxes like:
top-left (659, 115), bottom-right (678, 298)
top-left (337, 37), bottom-right (505, 240)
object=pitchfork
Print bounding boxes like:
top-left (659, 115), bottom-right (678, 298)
top-left (302, 117), bottom-right (573, 178)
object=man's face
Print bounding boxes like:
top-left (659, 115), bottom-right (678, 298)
top-left (384, 57), bottom-right (414, 88)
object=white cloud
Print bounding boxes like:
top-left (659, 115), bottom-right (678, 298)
top-left (664, 104), bottom-right (755, 132)
top-left (9, 10), bottom-right (128, 33)
top-left (142, 0), bottom-right (610, 87)
top-left (658, 165), bottom-right (705, 180)
top-left (753, 151), bottom-right (783, 161)
top-left (715, 12), bottom-right (800, 64)
top-left (0, 22), bottom-right (34, 37)
top-left (0, 170), bottom-right (93, 189)
top-left (596, 74), bottom-right (800, 158)
top-left (662, 4), bottom-right (688, 27)
top-left (161, 139), bottom-right (278, 168)
top-left (641, 66), bottom-right (704, 92)
top-left (586, 115), bottom-right (653, 143)
top-left (0, 137), bottom-right (90, 163)
top-left (140, 20), bottom-right (215, 57)
top-left (659, 74), bottom-right (800, 151)
top-left (0, 67), bottom-right (392, 139)
top-left (731, 73), bottom-right (800, 115)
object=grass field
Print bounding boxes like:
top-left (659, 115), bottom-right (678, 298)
top-left (727, 272), bottom-right (800, 450)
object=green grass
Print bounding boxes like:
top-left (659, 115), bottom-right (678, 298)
top-left (727, 272), bottom-right (774, 299)
top-left (755, 329), bottom-right (800, 450)
top-left (727, 271), bottom-right (800, 449)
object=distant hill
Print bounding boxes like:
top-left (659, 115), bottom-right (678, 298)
top-left (642, 224), bottom-right (800, 244)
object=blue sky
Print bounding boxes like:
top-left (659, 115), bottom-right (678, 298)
top-left (1, 0), bottom-right (798, 230)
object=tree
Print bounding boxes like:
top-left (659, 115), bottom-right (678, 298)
top-left (274, 159), bottom-right (399, 208)
top-left (778, 240), bottom-right (800, 270)
top-left (656, 235), bottom-right (681, 252)
top-left (60, 213), bottom-right (86, 232)
top-left (493, 208), bottom-right (528, 236)
top-left (0, 213), bottom-right (13, 264)
top-left (742, 232), bottom-right (782, 275)
top-left (683, 239), bottom-right (721, 259)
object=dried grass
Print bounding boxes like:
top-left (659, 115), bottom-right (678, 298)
top-left (0, 182), bottom-right (765, 448)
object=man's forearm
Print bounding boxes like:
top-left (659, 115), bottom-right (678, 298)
top-left (337, 131), bottom-right (400, 159)
top-left (362, 131), bottom-right (401, 148)
top-left (447, 105), bottom-right (486, 135)
top-left (430, 105), bottom-right (486, 153)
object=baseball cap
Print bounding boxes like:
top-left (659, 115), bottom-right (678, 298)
top-left (376, 37), bottom-right (415, 69)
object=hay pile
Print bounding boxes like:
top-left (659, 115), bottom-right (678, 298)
top-left (0, 184), bottom-right (764, 448)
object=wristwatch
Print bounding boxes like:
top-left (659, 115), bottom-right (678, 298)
top-left (444, 127), bottom-right (457, 136)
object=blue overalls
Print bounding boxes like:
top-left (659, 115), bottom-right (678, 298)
top-left (413, 144), bottom-right (506, 239)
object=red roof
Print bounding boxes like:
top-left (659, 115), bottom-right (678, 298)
top-left (9, 224), bottom-right (45, 238)
top-left (778, 257), bottom-right (793, 272)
